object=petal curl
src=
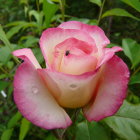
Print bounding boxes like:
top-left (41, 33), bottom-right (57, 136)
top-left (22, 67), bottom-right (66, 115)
top-left (39, 28), bottom-right (96, 67)
top-left (97, 46), bottom-right (123, 67)
top-left (83, 55), bottom-right (129, 121)
top-left (13, 48), bottom-right (41, 69)
top-left (13, 56), bottom-right (72, 129)
top-left (37, 69), bottom-right (100, 108)
top-left (59, 21), bottom-right (110, 48)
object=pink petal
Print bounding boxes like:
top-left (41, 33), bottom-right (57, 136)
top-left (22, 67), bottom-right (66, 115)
top-left (52, 37), bottom-right (97, 75)
top-left (37, 69), bottom-right (100, 108)
top-left (12, 48), bottom-right (41, 69)
top-left (97, 46), bottom-right (123, 67)
top-left (83, 55), bottom-right (129, 121)
top-left (39, 28), bottom-right (96, 67)
top-left (58, 54), bottom-right (97, 75)
top-left (59, 21), bottom-right (110, 48)
top-left (14, 57), bottom-right (72, 129)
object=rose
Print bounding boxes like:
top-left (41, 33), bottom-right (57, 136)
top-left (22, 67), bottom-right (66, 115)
top-left (13, 21), bottom-right (129, 130)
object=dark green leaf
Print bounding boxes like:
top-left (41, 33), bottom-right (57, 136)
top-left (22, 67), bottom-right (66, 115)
top-left (122, 0), bottom-right (140, 13)
top-left (129, 73), bottom-right (140, 85)
top-left (122, 38), bottom-right (140, 68)
top-left (102, 8), bottom-right (140, 21)
top-left (0, 81), bottom-right (9, 91)
top-left (76, 121), bottom-right (110, 140)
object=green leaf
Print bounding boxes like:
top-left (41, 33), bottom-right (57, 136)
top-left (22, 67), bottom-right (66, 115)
top-left (116, 100), bottom-right (140, 120)
top-left (0, 47), bottom-right (11, 64)
top-left (7, 111), bottom-right (22, 129)
top-left (0, 25), bottom-right (12, 50)
top-left (45, 134), bottom-right (57, 140)
top-left (104, 117), bottom-right (140, 140)
top-left (89, 0), bottom-right (102, 7)
top-left (43, 0), bottom-right (59, 28)
top-left (122, 38), bottom-right (140, 68)
top-left (122, 0), bottom-right (140, 13)
top-left (76, 121), bottom-right (110, 140)
top-left (129, 73), bottom-right (140, 85)
top-left (19, 118), bottom-right (31, 140)
top-left (1, 128), bottom-right (13, 140)
top-left (102, 8), bottom-right (140, 21)
top-left (0, 81), bottom-right (9, 91)
top-left (32, 48), bottom-right (44, 64)
top-left (104, 100), bottom-right (140, 140)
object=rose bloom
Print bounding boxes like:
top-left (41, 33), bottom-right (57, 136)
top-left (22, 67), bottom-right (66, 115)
top-left (13, 21), bottom-right (129, 130)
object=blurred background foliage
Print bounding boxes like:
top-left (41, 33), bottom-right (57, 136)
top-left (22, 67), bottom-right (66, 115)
top-left (0, 0), bottom-right (140, 139)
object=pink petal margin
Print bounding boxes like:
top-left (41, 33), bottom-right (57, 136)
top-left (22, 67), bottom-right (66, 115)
top-left (83, 55), bottom-right (130, 121)
top-left (59, 21), bottom-right (110, 48)
top-left (13, 48), bottom-right (41, 69)
top-left (13, 50), bottom-right (72, 129)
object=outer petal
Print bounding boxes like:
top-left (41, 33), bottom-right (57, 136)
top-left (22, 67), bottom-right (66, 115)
top-left (13, 48), bottom-right (41, 69)
top-left (83, 55), bottom-right (129, 121)
top-left (39, 28), bottom-right (96, 67)
top-left (97, 46), bottom-right (123, 67)
top-left (38, 69), bottom-right (100, 108)
top-left (59, 21), bottom-right (110, 48)
top-left (13, 56), bottom-right (72, 129)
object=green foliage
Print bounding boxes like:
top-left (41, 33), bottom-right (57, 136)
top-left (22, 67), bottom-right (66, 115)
top-left (89, 0), bottom-right (102, 7)
top-left (76, 121), bottom-right (110, 140)
top-left (122, 38), bottom-right (140, 68)
top-left (122, 0), bottom-right (140, 12)
top-left (1, 128), bottom-right (14, 140)
top-left (102, 8), bottom-right (140, 21)
top-left (19, 118), bottom-right (31, 140)
top-left (43, 0), bottom-right (59, 28)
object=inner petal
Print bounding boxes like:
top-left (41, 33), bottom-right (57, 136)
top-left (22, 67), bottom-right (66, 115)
top-left (52, 38), bottom-right (97, 75)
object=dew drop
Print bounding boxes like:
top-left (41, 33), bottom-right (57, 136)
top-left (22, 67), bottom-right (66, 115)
top-left (69, 84), bottom-right (78, 90)
top-left (32, 86), bottom-right (38, 94)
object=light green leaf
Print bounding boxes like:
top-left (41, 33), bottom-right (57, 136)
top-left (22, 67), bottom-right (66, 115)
top-left (76, 121), bottom-right (110, 140)
top-left (1, 128), bottom-right (13, 140)
top-left (104, 117), bottom-right (140, 140)
top-left (122, 38), bottom-right (140, 68)
top-left (19, 118), bottom-right (31, 140)
top-left (122, 0), bottom-right (140, 13)
top-left (104, 100), bottom-right (140, 140)
top-left (102, 8), bottom-right (140, 21)
top-left (7, 111), bottom-right (22, 129)
top-left (116, 100), bottom-right (140, 120)
top-left (43, 0), bottom-right (59, 28)
top-left (89, 0), bottom-right (102, 7)
top-left (129, 73), bottom-right (140, 85)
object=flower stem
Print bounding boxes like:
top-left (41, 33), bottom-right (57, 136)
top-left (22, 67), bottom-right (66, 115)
top-left (59, 0), bottom-right (65, 21)
top-left (97, 0), bottom-right (106, 25)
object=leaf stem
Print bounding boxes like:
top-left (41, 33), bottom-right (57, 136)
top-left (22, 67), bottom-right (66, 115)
top-left (132, 66), bottom-right (140, 76)
top-left (97, 0), bottom-right (106, 25)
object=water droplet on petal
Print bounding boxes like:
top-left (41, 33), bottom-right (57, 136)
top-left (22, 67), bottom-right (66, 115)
top-left (32, 86), bottom-right (38, 94)
top-left (69, 84), bottom-right (78, 90)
